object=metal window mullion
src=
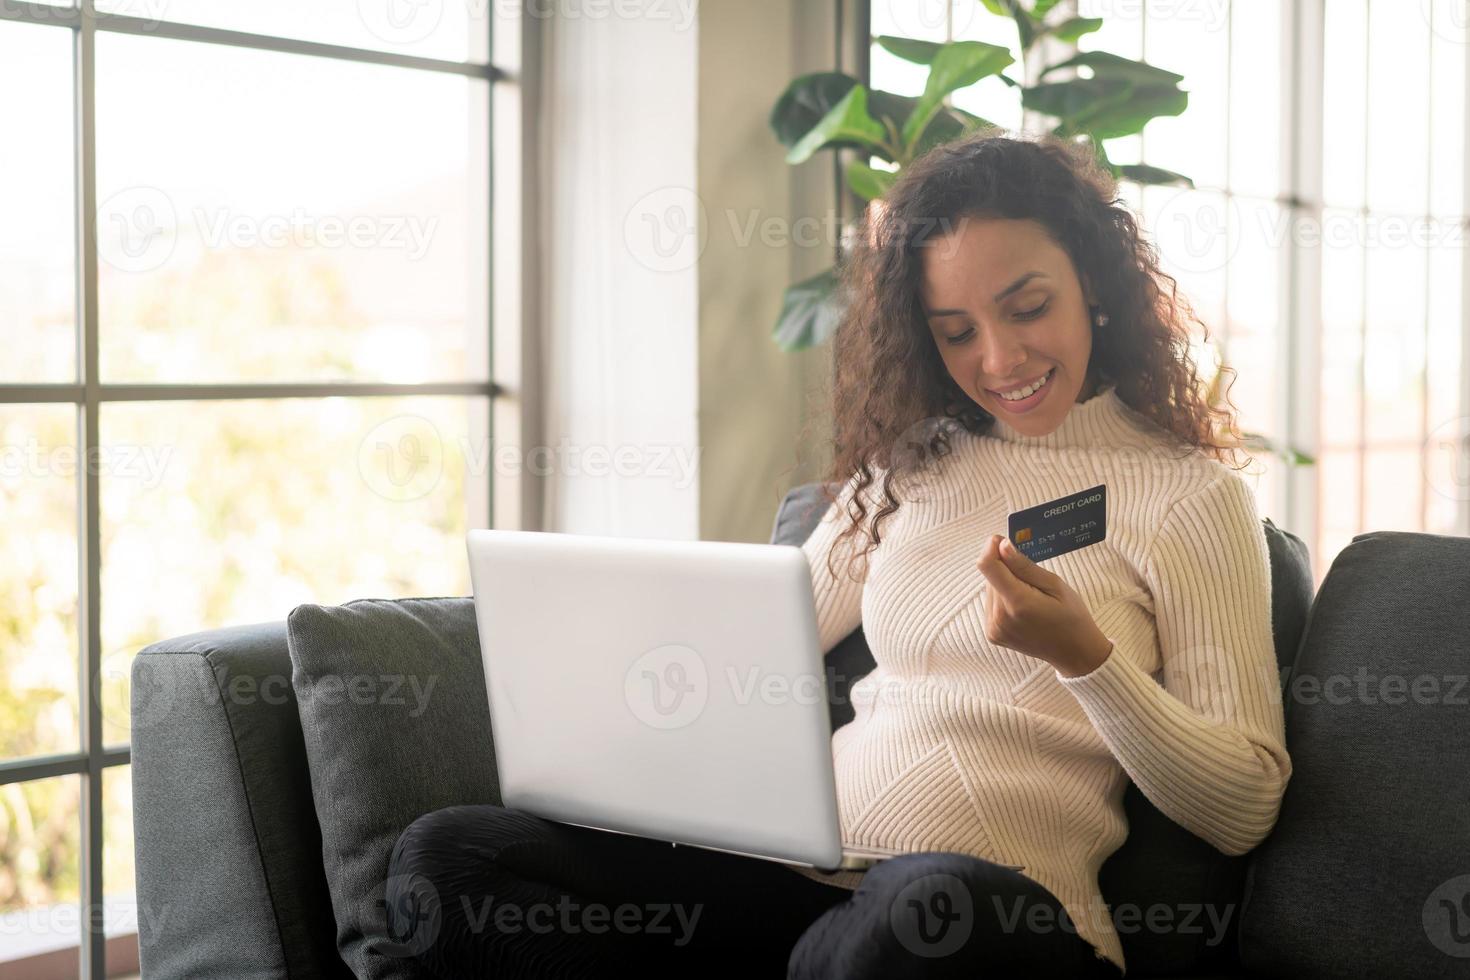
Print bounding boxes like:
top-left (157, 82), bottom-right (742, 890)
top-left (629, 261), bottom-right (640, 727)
top-left (73, 1), bottom-right (106, 976)
top-left (1283, 0), bottom-right (1325, 556)
top-left (0, 747), bottom-right (129, 787)
top-left (0, 2), bottom-right (500, 80)
top-left (1218, 3), bottom-right (1231, 373)
top-left (1462, 16), bottom-right (1470, 537)
top-left (1421, 8), bottom-right (1435, 532)
top-left (1356, 2), bottom-right (1370, 536)
top-left (0, 381), bottom-right (499, 402)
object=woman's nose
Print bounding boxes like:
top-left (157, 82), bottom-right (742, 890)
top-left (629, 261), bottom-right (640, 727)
top-left (977, 327), bottom-right (1027, 380)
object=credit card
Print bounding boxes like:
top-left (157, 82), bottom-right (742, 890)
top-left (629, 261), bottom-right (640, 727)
top-left (1006, 484), bottom-right (1106, 562)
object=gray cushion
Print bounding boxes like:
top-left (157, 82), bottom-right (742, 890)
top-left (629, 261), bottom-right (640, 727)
top-left (773, 480), bottom-right (1315, 976)
top-left (1238, 530), bottom-right (1470, 978)
top-left (132, 621), bottom-right (353, 980)
top-left (287, 598), bottom-right (499, 980)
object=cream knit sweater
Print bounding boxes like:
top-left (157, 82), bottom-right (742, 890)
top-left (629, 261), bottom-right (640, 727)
top-left (787, 384), bottom-right (1292, 975)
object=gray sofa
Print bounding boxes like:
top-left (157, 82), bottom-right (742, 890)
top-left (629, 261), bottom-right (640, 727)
top-left (130, 482), bottom-right (1470, 979)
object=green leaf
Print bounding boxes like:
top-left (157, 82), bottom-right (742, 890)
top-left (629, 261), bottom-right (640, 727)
top-left (786, 85), bottom-right (889, 165)
top-left (1041, 51), bottom-right (1185, 86)
top-left (875, 35), bottom-right (943, 65)
top-left (773, 267), bottom-right (844, 351)
top-left (1240, 432), bottom-right (1316, 467)
top-left (902, 41), bottom-right (1014, 149)
top-left (977, 0), bottom-right (1011, 15)
top-left (1118, 163), bottom-right (1194, 188)
top-left (1044, 16), bottom-right (1103, 43)
top-left (1061, 83), bottom-right (1188, 139)
top-left (769, 72), bottom-right (861, 150)
top-left (846, 160), bottom-right (897, 201)
top-left (1032, 0), bottom-right (1064, 18)
top-left (1022, 77), bottom-right (1133, 120)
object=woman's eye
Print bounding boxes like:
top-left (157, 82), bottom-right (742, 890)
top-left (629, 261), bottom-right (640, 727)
top-left (944, 328), bottom-right (974, 346)
top-left (1015, 301), bottom-right (1048, 321)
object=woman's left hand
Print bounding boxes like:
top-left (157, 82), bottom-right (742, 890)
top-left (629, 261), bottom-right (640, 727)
top-left (976, 534), bottom-right (1114, 678)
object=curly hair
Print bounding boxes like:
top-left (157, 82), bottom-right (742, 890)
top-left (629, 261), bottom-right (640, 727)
top-left (803, 129), bottom-right (1248, 584)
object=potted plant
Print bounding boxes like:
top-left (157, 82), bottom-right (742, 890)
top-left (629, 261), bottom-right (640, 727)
top-left (768, 0), bottom-right (1193, 351)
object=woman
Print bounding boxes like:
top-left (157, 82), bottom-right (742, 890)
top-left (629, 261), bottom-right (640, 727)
top-left (387, 131), bottom-right (1292, 979)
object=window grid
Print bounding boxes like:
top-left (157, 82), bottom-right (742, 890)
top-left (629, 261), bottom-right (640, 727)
top-left (864, 0), bottom-right (1470, 585)
top-left (0, 3), bottom-right (501, 976)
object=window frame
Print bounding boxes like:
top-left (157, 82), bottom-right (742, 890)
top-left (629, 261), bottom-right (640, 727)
top-left (0, 2), bottom-right (505, 976)
top-left (858, 0), bottom-right (1470, 583)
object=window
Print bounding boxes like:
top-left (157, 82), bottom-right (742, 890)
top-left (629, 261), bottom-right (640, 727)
top-left (866, 0), bottom-right (1470, 587)
top-left (0, 2), bottom-right (503, 974)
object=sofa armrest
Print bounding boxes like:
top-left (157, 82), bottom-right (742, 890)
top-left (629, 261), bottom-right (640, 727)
top-left (131, 621), bottom-right (351, 980)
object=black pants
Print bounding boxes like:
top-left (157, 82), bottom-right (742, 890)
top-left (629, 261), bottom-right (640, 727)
top-left (385, 804), bottom-right (1124, 979)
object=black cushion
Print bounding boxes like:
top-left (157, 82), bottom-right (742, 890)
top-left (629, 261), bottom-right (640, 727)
top-left (771, 481), bottom-right (1314, 977)
top-left (288, 597), bottom-right (500, 980)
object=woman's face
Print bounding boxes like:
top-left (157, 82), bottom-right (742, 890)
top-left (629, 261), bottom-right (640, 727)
top-left (919, 216), bottom-right (1098, 436)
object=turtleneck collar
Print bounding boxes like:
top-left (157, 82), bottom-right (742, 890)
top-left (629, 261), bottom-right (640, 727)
top-left (981, 383), bottom-right (1149, 450)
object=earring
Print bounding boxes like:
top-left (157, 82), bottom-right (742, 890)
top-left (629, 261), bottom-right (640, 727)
top-left (1091, 305), bottom-right (1109, 328)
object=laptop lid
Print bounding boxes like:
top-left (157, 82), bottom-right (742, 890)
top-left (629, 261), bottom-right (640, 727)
top-left (465, 528), bottom-right (844, 869)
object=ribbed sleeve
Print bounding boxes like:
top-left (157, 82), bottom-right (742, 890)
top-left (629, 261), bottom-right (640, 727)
top-left (800, 471), bottom-right (877, 657)
top-left (1054, 470), bottom-right (1293, 856)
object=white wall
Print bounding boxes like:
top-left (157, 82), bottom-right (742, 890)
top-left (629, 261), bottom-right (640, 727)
top-left (537, 2), bottom-right (702, 538)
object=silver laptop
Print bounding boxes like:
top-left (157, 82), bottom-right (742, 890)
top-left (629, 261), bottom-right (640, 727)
top-left (464, 527), bottom-right (918, 873)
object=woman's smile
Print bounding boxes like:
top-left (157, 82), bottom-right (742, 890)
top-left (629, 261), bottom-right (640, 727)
top-left (986, 367), bottom-right (1056, 415)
